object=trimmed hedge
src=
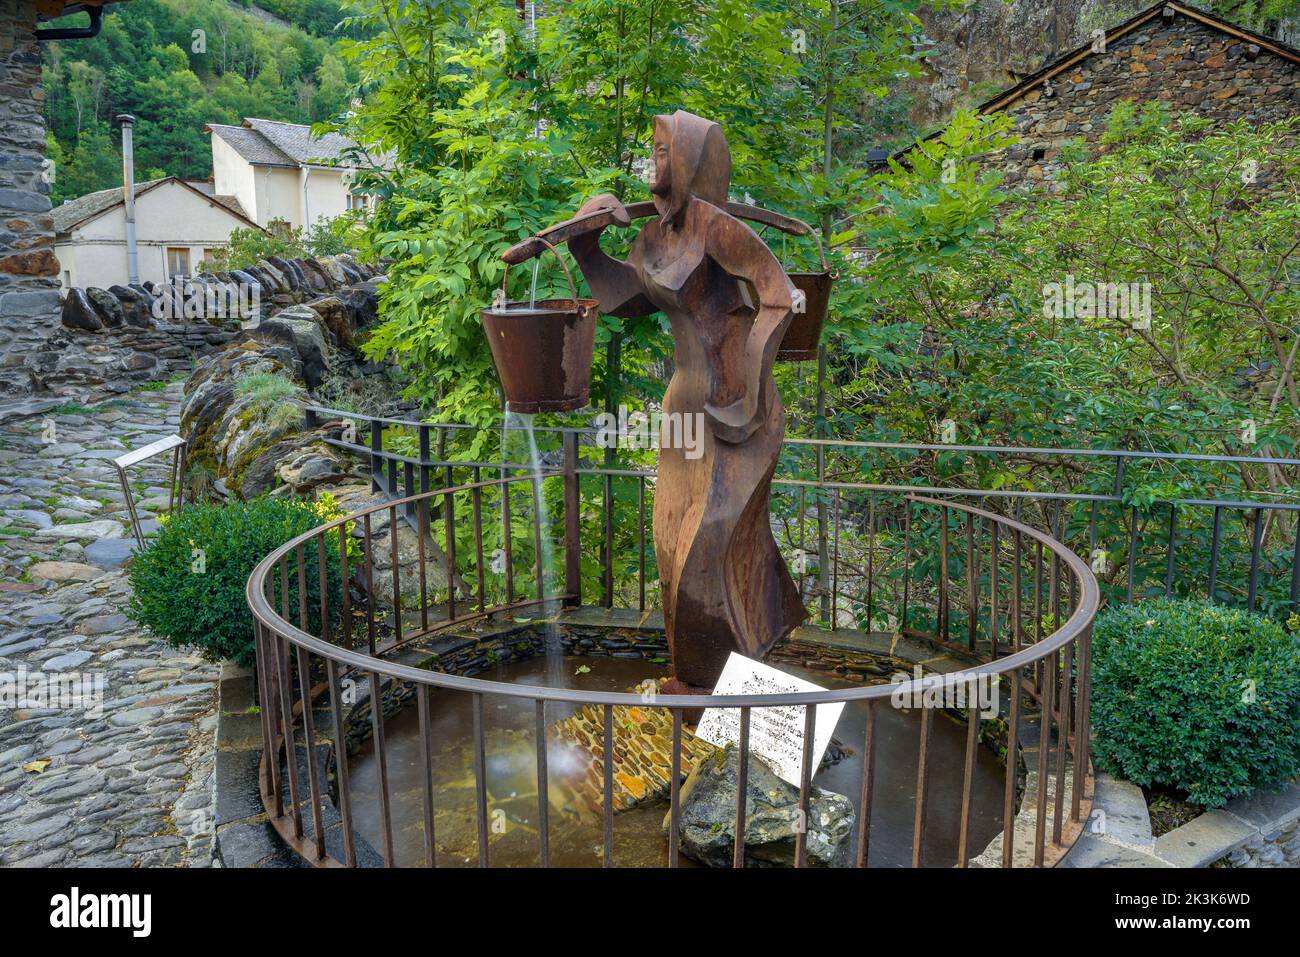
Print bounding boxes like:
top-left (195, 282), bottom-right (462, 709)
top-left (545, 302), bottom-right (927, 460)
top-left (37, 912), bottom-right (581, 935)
top-left (1091, 598), bottom-right (1300, 808)
top-left (128, 496), bottom-right (346, 668)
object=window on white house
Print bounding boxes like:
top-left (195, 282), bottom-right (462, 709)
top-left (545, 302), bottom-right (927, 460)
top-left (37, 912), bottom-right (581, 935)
top-left (347, 193), bottom-right (368, 211)
top-left (167, 247), bottom-right (190, 278)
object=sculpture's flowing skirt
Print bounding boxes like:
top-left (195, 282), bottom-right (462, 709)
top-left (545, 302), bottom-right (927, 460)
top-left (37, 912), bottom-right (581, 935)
top-left (654, 383), bottom-right (807, 689)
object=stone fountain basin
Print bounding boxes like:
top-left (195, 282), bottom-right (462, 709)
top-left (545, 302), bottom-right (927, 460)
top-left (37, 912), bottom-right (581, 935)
top-left (329, 608), bottom-right (1011, 867)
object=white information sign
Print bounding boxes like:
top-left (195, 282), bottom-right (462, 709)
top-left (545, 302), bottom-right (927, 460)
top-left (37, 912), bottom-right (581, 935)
top-left (694, 653), bottom-right (845, 787)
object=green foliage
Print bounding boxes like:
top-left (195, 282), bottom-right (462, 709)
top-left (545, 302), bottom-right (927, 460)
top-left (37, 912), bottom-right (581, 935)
top-left (41, 0), bottom-right (360, 202)
top-left (316, 4), bottom-right (1300, 621)
top-left (127, 496), bottom-right (348, 667)
top-left (203, 220), bottom-right (305, 271)
top-left (200, 214), bottom-right (360, 272)
top-left (810, 107), bottom-right (1300, 614)
top-left (1091, 598), bottom-right (1300, 808)
top-left (330, 0), bottom-right (934, 452)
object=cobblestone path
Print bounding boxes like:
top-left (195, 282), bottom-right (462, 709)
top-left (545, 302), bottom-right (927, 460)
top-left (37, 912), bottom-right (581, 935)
top-left (0, 382), bottom-right (219, 867)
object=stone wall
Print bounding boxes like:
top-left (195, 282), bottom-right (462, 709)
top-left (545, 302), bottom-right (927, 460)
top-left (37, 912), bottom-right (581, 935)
top-left (0, 0), bottom-right (60, 391)
top-left (900, 2), bottom-right (1300, 129)
top-left (33, 253), bottom-right (379, 399)
top-left (992, 14), bottom-right (1300, 187)
top-left (1221, 817), bottom-right (1300, 867)
top-left (178, 253), bottom-right (384, 500)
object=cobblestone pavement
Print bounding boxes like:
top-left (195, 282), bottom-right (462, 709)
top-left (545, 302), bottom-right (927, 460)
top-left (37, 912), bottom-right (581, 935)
top-left (0, 382), bottom-right (220, 867)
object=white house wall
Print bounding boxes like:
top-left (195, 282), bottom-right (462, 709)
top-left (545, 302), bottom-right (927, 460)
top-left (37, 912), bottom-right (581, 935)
top-left (211, 135), bottom-right (261, 224)
top-left (54, 181), bottom-right (251, 290)
top-left (300, 168), bottom-right (352, 229)
top-left (251, 166), bottom-right (300, 229)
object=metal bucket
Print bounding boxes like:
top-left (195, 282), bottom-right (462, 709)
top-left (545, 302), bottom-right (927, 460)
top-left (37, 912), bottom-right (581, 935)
top-left (481, 239), bottom-right (598, 414)
top-left (777, 230), bottom-right (834, 362)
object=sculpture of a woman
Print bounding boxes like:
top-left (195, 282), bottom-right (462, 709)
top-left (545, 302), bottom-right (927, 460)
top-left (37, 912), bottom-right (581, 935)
top-left (564, 110), bottom-right (807, 693)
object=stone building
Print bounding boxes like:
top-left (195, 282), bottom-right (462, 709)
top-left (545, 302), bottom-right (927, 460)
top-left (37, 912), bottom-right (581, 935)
top-left (949, 2), bottom-right (1300, 185)
top-left (0, 0), bottom-right (61, 392)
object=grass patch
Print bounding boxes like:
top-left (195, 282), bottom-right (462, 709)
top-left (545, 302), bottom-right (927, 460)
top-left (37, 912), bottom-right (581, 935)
top-left (128, 380), bottom-right (170, 394)
top-left (237, 373), bottom-right (302, 403)
top-left (49, 403), bottom-right (97, 416)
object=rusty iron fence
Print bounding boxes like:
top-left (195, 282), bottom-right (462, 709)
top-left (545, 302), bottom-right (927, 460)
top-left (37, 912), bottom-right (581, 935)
top-left (247, 432), bottom-right (1100, 866)
top-left (302, 406), bottom-right (1300, 619)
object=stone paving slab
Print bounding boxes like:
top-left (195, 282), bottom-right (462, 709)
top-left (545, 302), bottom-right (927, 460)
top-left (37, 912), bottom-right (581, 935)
top-left (1154, 809), bottom-right (1258, 868)
top-left (1062, 770), bottom-right (1300, 869)
top-left (1223, 781), bottom-right (1300, 831)
top-left (0, 384), bottom-right (220, 867)
top-left (1059, 833), bottom-right (1173, 868)
top-left (1086, 773), bottom-right (1155, 853)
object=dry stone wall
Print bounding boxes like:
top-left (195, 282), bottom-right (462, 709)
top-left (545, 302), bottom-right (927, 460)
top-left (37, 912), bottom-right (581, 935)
top-left (178, 254), bottom-right (384, 501)
top-left (990, 15), bottom-right (1300, 187)
top-left (0, 0), bottom-right (60, 390)
top-left (25, 253), bottom-right (380, 400)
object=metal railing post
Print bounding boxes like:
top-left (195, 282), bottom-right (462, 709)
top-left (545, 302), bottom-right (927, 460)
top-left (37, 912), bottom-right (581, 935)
top-left (563, 431), bottom-right (582, 607)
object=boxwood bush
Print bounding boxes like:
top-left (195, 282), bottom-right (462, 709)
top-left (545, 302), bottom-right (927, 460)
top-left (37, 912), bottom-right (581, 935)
top-left (128, 495), bottom-right (348, 668)
top-left (1092, 598), bottom-right (1300, 808)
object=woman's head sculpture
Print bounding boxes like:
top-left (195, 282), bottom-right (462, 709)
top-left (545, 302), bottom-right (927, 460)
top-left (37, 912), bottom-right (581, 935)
top-left (651, 110), bottom-right (732, 229)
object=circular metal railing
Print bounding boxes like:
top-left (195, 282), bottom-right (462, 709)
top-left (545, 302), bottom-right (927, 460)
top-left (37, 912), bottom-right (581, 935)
top-left (247, 469), bottom-right (1098, 868)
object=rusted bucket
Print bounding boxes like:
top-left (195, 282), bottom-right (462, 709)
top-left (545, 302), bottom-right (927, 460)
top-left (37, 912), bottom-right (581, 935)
top-left (481, 239), bottom-right (598, 414)
top-left (778, 230), bottom-right (834, 362)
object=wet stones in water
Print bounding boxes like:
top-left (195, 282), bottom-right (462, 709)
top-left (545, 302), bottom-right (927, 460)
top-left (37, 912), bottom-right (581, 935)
top-left (666, 744), bottom-right (856, 868)
top-left (820, 738), bottom-right (852, 771)
top-left (549, 678), bottom-right (715, 818)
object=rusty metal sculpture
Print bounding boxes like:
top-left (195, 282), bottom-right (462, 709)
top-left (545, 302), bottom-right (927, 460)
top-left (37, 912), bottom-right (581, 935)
top-left (502, 110), bottom-right (807, 693)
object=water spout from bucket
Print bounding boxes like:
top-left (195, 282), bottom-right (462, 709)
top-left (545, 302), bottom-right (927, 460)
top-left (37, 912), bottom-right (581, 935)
top-left (503, 410), bottom-right (564, 687)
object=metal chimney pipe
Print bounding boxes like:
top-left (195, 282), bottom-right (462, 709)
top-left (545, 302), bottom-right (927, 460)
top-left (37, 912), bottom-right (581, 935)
top-left (116, 114), bottom-right (139, 286)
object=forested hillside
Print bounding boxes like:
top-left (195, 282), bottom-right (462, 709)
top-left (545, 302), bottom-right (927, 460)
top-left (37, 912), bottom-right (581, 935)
top-left (42, 0), bottom-right (360, 204)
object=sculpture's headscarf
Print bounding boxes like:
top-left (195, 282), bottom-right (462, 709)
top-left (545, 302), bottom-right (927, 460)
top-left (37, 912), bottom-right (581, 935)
top-left (654, 110), bottom-right (731, 229)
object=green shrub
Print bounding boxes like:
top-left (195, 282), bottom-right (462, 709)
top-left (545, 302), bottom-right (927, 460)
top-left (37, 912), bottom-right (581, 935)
top-left (1091, 598), bottom-right (1300, 808)
top-left (128, 496), bottom-right (348, 668)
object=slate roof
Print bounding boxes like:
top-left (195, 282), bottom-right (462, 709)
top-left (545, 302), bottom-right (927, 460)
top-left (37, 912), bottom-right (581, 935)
top-left (53, 178), bottom-right (165, 233)
top-left (52, 177), bottom-right (258, 236)
top-left (206, 123), bottom-right (297, 167)
top-left (206, 118), bottom-right (376, 169)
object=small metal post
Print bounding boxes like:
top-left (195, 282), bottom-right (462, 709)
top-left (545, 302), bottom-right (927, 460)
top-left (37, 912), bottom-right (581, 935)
top-left (563, 431), bottom-right (581, 606)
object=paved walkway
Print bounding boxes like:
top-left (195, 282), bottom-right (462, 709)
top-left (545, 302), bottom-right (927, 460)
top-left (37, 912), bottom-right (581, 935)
top-left (0, 382), bottom-right (219, 867)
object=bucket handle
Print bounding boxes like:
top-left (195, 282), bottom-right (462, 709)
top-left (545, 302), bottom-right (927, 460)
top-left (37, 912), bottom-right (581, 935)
top-left (498, 235), bottom-right (582, 310)
top-left (772, 213), bottom-right (830, 274)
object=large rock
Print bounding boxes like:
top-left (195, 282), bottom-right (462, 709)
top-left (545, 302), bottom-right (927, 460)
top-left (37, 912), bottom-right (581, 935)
top-left (335, 284), bottom-right (379, 328)
top-left (108, 285), bottom-right (154, 328)
top-left (61, 289), bottom-right (103, 332)
top-left (34, 520), bottom-right (126, 541)
top-left (299, 258), bottom-right (330, 291)
top-left (666, 744), bottom-right (856, 868)
top-left (261, 307), bottom-right (329, 389)
top-left (250, 260), bottom-right (284, 293)
top-left (83, 537), bottom-right (139, 569)
top-left (266, 256), bottom-right (304, 291)
top-left (307, 296), bottom-right (358, 349)
top-left (236, 429), bottom-right (366, 499)
top-left (28, 561), bottom-right (103, 583)
top-left (319, 255), bottom-right (350, 285)
top-left (227, 270), bottom-right (264, 320)
top-left (85, 287), bottom-right (126, 328)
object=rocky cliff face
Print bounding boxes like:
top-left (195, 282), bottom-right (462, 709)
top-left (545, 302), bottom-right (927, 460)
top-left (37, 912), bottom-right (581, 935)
top-left (902, 0), bottom-right (1299, 128)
